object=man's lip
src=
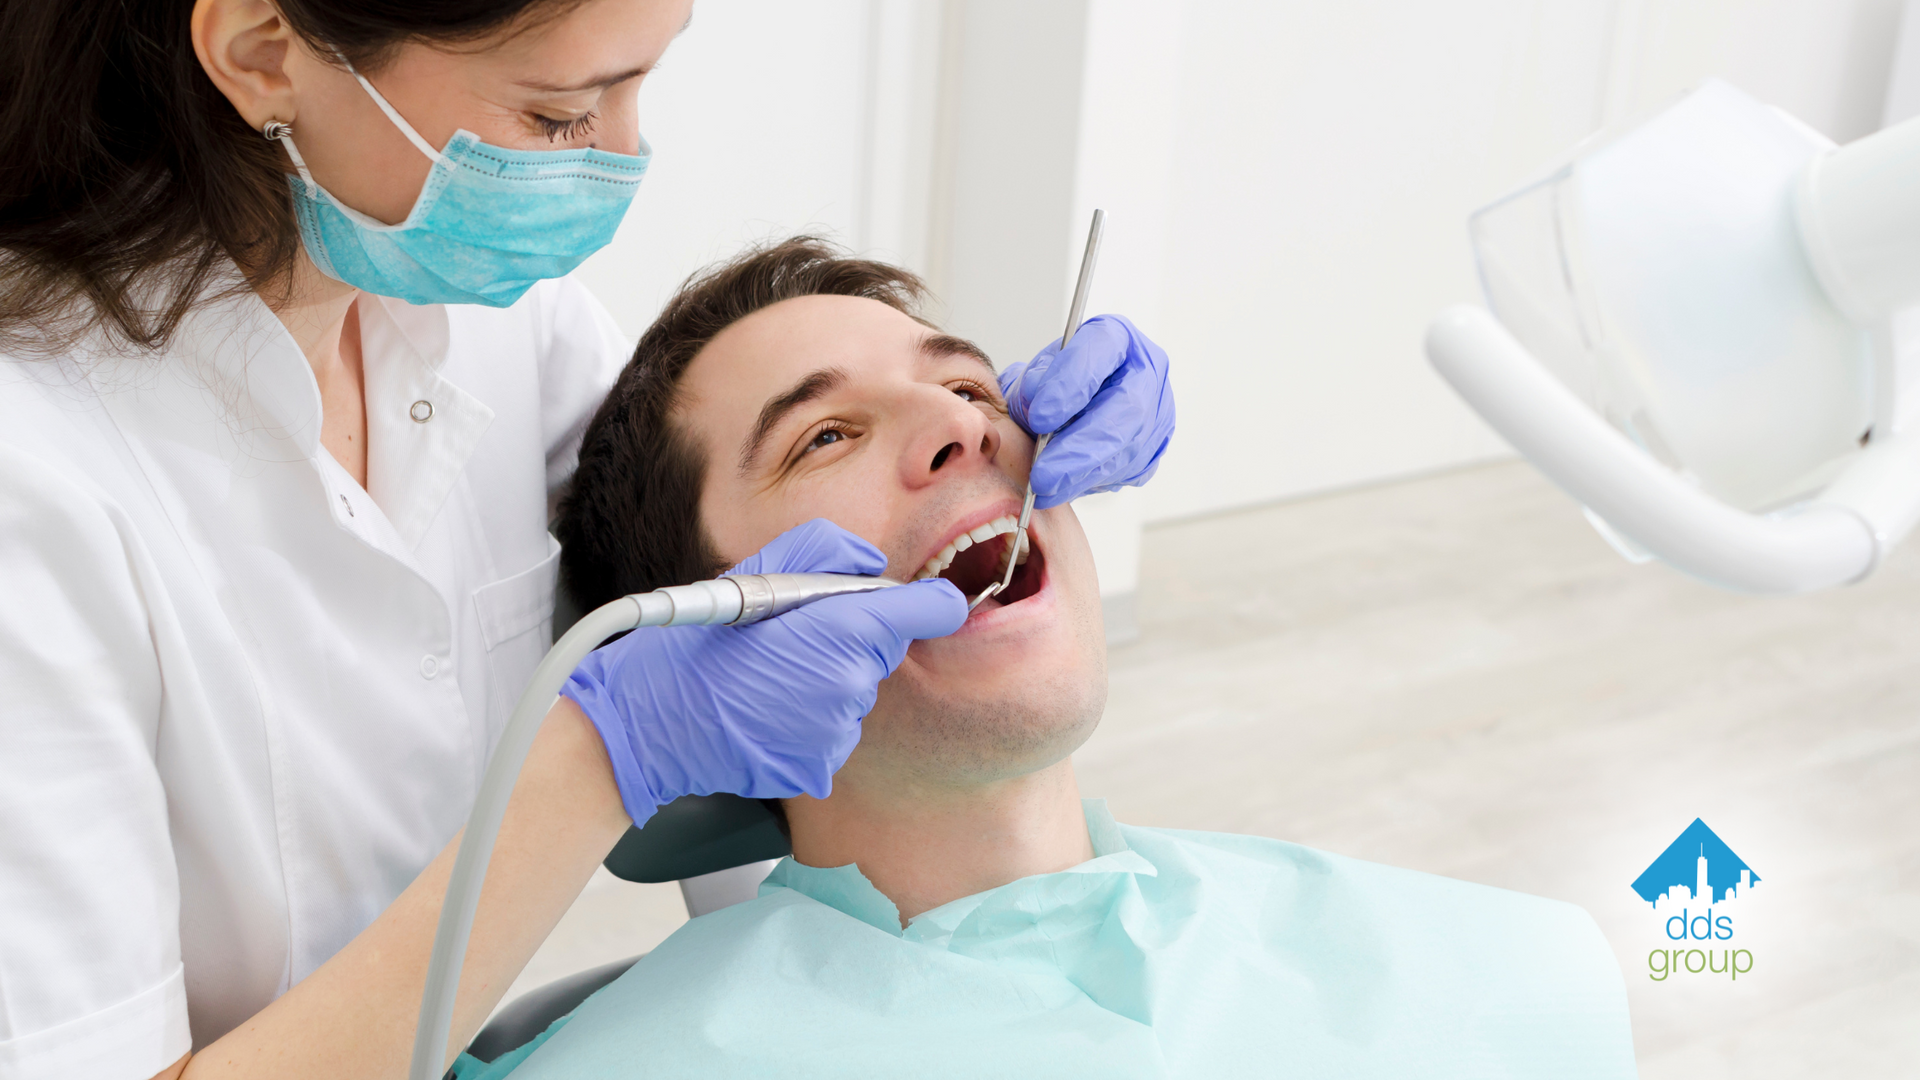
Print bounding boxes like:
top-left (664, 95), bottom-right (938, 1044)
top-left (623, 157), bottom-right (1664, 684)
top-left (909, 499), bottom-right (1026, 580)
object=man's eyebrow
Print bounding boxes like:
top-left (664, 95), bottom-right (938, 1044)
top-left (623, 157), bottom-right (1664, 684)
top-left (919, 333), bottom-right (996, 375)
top-left (515, 64), bottom-right (653, 94)
top-left (739, 367), bottom-right (848, 473)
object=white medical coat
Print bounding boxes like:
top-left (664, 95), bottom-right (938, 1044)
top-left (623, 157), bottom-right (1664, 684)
top-left (0, 275), bottom-right (627, 1080)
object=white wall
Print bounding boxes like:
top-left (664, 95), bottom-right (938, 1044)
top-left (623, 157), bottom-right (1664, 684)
top-left (1117, 0), bottom-right (1902, 524)
top-left (927, 0), bottom-right (1090, 363)
top-left (1603, 0), bottom-right (1905, 137)
top-left (572, 1), bottom-right (881, 339)
top-left (573, 0), bottom-right (949, 338)
top-left (572, 0), bottom-right (1909, 532)
top-left (1132, 1), bottom-right (1618, 522)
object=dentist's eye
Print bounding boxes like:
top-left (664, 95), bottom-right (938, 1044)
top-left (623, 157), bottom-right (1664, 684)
top-left (535, 110), bottom-right (598, 141)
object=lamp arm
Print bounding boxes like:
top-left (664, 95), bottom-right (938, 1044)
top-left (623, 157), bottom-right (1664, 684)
top-left (1426, 305), bottom-right (1878, 593)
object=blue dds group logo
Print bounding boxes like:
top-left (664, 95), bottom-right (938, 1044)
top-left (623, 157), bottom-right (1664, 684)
top-left (1631, 818), bottom-right (1759, 982)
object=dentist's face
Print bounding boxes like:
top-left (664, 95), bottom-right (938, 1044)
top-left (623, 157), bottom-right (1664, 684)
top-left (676, 294), bottom-right (1108, 782)
top-left (273, 0), bottom-right (690, 225)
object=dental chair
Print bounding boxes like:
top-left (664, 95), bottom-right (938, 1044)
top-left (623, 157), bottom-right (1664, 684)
top-left (462, 792), bottom-right (791, 1063)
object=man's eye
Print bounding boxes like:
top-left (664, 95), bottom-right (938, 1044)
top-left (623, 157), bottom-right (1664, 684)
top-left (804, 428), bottom-right (847, 454)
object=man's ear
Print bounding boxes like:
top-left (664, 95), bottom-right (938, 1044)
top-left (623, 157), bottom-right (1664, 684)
top-left (190, 0), bottom-right (299, 131)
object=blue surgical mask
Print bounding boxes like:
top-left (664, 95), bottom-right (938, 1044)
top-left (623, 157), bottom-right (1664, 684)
top-left (269, 67), bottom-right (650, 308)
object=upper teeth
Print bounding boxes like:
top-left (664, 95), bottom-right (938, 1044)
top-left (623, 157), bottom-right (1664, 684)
top-left (916, 515), bottom-right (1031, 580)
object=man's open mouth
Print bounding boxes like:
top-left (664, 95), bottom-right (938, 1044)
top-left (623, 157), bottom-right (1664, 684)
top-left (914, 515), bottom-right (1044, 607)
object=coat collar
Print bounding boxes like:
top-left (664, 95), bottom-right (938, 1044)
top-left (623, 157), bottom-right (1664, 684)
top-left (160, 284), bottom-right (492, 551)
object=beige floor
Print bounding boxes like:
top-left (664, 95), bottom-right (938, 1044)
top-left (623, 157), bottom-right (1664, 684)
top-left (506, 460), bottom-right (1920, 1077)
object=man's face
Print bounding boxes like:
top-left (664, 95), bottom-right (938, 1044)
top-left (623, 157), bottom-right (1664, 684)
top-left (676, 294), bottom-right (1107, 781)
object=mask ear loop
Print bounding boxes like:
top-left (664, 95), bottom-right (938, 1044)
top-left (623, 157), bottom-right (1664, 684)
top-left (260, 55), bottom-right (446, 197)
top-left (339, 59), bottom-right (448, 165)
top-left (262, 121), bottom-right (318, 197)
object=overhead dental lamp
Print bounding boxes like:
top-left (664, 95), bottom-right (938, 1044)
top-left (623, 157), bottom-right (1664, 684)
top-left (1427, 78), bottom-right (1920, 593)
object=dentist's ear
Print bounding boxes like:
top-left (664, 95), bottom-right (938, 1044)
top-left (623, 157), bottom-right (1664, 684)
top-left (191, 0), bottom-right (299, 131)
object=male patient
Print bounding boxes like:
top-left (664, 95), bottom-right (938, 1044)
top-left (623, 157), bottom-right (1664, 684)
top-left (471, 239), bottom-right (1635, 1078)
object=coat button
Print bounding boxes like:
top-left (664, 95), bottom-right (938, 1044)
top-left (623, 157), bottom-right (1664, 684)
top-left (410, 400), bottom-right (434, 423)
top-left (420, 655), bottom-right (439, 679)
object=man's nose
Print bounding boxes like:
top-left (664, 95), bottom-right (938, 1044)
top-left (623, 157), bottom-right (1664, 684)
top-left (904, 392), bottom-right (1003, 488)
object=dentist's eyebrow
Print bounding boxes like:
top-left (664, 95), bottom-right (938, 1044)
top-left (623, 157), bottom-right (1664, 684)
top-left (919, 334), bottom-right (996, 376)
top-left (515, 64), bottom-right (654, 94)
top-left (517, 12), bottom-right (691, 93)
top-left (740, 367), bottom-right (849, 473)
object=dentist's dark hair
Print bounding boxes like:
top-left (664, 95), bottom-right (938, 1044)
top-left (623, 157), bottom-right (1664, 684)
top-left (0, 0), bottom-right (587, 356)
top-left (556, 236), bottom-right (932, 614)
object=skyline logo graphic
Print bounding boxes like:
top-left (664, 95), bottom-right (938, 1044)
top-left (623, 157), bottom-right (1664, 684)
top-left (1633, 818), bottom-right (1759, 982)
top-left (1631, 817), bottom-right (1760, 908)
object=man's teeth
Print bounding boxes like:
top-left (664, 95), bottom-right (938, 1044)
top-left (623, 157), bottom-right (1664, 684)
top-left (915, 514), bottom-right (1032, 581)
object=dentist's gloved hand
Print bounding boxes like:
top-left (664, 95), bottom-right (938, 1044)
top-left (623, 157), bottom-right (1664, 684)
top-left (563, 519), bottom-right (966, 826)
top-left (998, 313), bottom-right (1174, 509)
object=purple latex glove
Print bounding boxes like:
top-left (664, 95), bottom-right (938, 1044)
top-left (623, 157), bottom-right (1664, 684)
top-left (997, 314), bottom-right (1174, 509)
top-left (563, 519), bottom-right (966, 826)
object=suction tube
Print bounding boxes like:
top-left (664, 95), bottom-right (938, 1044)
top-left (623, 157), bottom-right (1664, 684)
top-left (408, 573), bottom-right (897, 1080)
top-left (1426, 305), bottom-right (1879, 593)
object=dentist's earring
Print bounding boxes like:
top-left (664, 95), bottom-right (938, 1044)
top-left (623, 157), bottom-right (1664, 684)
top-left (261, 120), bottom-right (317, 195)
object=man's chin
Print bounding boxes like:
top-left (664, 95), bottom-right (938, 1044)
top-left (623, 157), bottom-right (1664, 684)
top-left (882, 613), bottom-right (1108, 772)
top-left (864, 670), bottom-right (1106, 783)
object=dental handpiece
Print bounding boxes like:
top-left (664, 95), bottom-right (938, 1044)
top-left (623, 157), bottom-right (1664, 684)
top-left (409, 572), bottom-right (894, 1080)
top-left (969, 207), bottom-right (1107, 612)
top-left (631, 572), bottom-right (899, 627)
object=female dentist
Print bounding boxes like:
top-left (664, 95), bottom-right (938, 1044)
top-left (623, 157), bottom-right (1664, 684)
top-left (0, 0), bottom-right (1175, 1078)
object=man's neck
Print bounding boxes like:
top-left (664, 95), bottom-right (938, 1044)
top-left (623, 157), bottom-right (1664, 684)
top-left (784, 757), bottom-right (1094, 926)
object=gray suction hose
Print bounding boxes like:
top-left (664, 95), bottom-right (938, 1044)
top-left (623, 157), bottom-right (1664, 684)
top-left (408, 573), bottom-right (898, 1080)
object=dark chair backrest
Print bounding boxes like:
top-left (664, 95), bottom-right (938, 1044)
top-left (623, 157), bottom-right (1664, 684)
top-left (465, 956), bottom-right (638, 1065)
top-left (602, 793), bottom-right (791, 883)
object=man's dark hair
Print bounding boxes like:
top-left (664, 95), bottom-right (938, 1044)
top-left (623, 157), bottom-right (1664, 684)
top-left (556, 236), bottom-right (932, 613)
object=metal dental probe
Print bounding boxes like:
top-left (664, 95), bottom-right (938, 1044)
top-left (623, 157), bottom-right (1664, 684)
top-left (969, 208), bottom-right (1106, 612)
